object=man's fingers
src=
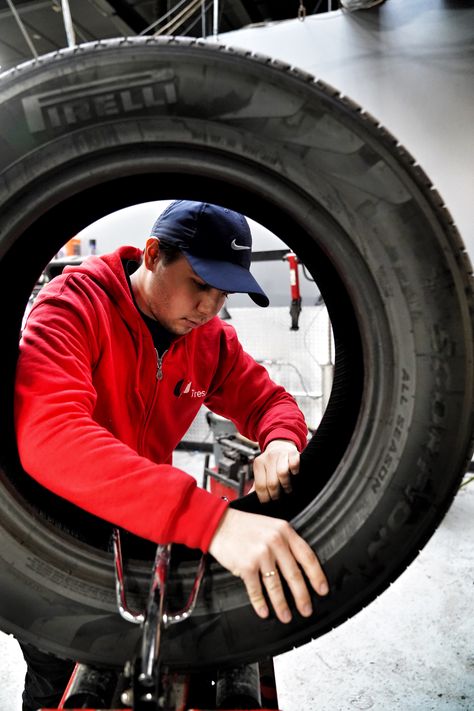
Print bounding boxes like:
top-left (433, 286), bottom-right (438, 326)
top-left (252, 444), bottom-right (301, 502)
top-left (268, 467), bottom-right (285, 499)
top-left (288, 450), bottom-right (300, 475)
top-left (239, 573), bottom-right (269, 619)
top-left (254, 472), bottom-right (279, 502)
top-left (276, 453), bottom-right (293, 493)
top-left (287, 529), bottom-right (329, 597)
top-left (260, 568), bottom-right (292, 623)
top-left (236, 564), bottom-right (295, 624)
top-left (274, 558), bottom-right (313, 618)
top-left (270, 533), bottom-right (329, 620)
top-left (211, 510), bottom-right (329, 624)
top-left (251, 459), bottom-right (271, 502)
top-left (254, 456), bottom-right (294, 499)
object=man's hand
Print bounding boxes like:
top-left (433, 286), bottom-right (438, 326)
top-left (251, 439), bottom-right (300, 503)
top-left (208, 508), bottom-right (329, 624)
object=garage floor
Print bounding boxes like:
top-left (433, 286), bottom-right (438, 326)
top-left (1, 461), bottom-right (472, 711)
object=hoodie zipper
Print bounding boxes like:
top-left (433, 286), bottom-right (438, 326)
top-left (155, 348), bottom-right (167, 380)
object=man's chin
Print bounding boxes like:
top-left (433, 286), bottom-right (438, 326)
top-left (171, 317), bottom-right (207, 335)
top-left (182, 318), bottom-right (202, 331)
top-left (170, 321), bottom-right (194, 336)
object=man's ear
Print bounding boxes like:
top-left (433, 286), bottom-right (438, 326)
top-left (144, 237), bottom-right (161, 269)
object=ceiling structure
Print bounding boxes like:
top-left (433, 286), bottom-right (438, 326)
top-left (0, 0), bottom-right (333, 72)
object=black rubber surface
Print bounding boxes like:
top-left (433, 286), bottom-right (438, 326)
top-left (0, 38), bottom-right (472, 669)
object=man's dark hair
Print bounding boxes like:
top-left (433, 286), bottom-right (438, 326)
top-left (158, 240), bottom-right (182, 265)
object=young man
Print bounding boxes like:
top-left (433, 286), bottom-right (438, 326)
top-left (15, 200), bottom-right (329, 709)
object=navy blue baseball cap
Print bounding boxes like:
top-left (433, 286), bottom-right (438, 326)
top-left (150, 201), bottom-right (269, 307)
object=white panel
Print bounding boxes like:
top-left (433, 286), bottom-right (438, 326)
top-left (215, 0), bottom-right (474, 255)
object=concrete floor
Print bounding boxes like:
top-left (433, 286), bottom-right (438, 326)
top-left (1, 465), bottom-right (472, 710)
top-left (274, 475), bottom-right (474, 711)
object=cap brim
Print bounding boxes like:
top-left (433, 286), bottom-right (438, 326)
top-left (184, 253), bottom-right (269, 307)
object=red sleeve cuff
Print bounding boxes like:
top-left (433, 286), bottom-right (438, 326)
top-left (260, 427), bottom-right (307, 453)
top-left (166, 485), bottom-right (229, 552)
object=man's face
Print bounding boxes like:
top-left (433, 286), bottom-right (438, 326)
top-left (141, 242), bottom-right (228, 335)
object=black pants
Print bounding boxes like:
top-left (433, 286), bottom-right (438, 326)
top-left (19, 641), bottom-right (75, 711)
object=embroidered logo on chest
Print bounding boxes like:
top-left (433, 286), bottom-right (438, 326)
top-left (173, 379), bottom-right (206, 399)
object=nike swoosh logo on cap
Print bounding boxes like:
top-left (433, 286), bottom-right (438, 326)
top-left (231, 239), bottom-right (251, 250)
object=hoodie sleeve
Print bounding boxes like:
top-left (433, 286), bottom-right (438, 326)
top-left (14, 290), bottom-right (227, 552)
top-left (205, 324), bottom-right (308, 451)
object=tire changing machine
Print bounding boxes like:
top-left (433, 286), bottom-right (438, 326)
top-left (41, 424), bottom-right (282, 711)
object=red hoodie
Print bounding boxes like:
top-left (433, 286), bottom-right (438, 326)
top-left (14, 246), bottom-right (308, 551)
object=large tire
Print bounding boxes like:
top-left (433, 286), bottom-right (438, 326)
top-left (0, 38), bottom-right (472, 670)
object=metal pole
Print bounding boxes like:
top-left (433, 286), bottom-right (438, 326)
top-left (5, 0), bottom-right (38, 58)
top-left (213, 0), bottom-right (219, 37)
top-left (201, 0), bottom-right (206, 37)
top-left (61, 0), bottom-right (76, 47)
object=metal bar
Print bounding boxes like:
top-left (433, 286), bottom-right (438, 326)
top-left (175, 439), bottom-right (213, 452)
top-left (139, 543), bottom-right (171, 684)
top-left (47, 250), bottom-right (290, 268)
top-left (203, 466), bottom-right (240, 491)
top-left (5, 0), bottom-right (38, 58)
top-left (238, 469), bottom-right (247, 498)
top-left (251, 248), bottom-right (291, 262)
top-left (60, 0), bottom-right (76, 47)
top-left (213, 0), bottom-right (219, 37)
top-left (217, 436), bottom-right (258, 459)
top-left (201, 0), bottom-right (206, 37)
top-left (113, 526), bottom-right (207, 629)
top-left (164, 552), bottom-right (207, 626)
top-left (112, 528), bottom-right (145, 624)
top-left (202, 453), bottom-right (211, 491)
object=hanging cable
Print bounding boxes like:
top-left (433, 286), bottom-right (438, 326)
top-left (176, 0), bottom-right (214, 37)
top-left (157, 0), bottom-right (202, 36)
top-left (298, 1), bottom-right (307, 20)
top-left (139, 0), bottom-right (189, 35)
top-left (153, 0), bottom-right (202, 36)
top-left (5, 0), bottom-right (38, 58)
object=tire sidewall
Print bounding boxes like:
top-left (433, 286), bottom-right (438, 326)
top-left (0, 38), bottom-right (472, 667)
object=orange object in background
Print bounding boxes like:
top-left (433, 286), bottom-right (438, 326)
top-left (64, 237), bottom-right (81, 256)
